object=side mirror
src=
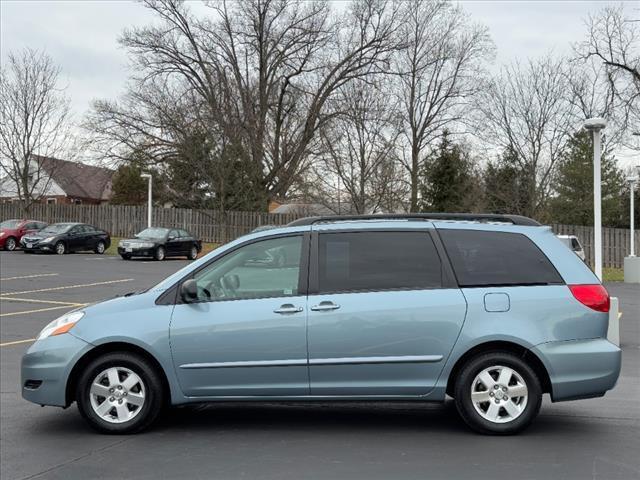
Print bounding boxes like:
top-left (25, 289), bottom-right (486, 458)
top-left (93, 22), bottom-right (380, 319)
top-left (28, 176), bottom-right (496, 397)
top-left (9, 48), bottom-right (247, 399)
top-left (180, 279), bottom-right (198, 303)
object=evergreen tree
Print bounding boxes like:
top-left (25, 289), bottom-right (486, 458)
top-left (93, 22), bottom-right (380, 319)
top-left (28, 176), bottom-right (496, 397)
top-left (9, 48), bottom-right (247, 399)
top-left (418, 132), bottom-right (478, 213)
top-left (548, 130), bottom-right (625, 227)
top-left (483, 147), bottom-right (532, 216)
top-left (110, 162), bottom-right (147, 205)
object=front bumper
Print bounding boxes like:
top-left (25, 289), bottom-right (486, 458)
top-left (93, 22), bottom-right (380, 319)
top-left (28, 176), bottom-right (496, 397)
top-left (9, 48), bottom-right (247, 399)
top-left (20, 240), bottom-right (54, 252)
top-left (21, 334), bottom-right (93, 407)
top-left (532, 338), bottom-right (621, 402)
top-left (118, 246), bottom-right (155, 257)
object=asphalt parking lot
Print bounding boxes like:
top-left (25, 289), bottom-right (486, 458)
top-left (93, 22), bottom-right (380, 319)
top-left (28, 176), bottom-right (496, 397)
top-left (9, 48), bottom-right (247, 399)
top-left (1, 251), bottom-right (639, 480)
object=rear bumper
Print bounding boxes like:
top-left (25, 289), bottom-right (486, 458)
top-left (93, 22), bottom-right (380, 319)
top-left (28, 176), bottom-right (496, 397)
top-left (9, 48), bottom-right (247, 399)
top-left (21, 334), bottom-right (93, 407)
top-left (532, 338), bottom-right (621, 402)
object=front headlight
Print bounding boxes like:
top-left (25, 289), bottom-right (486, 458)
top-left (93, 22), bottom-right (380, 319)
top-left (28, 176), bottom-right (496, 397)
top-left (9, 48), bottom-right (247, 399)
top-left (37, 311), bottom-right (85, 340)
top-left (0, 231), bottom-right (5, 237)
top-left (41, 236), bottom-right (55, 243)
top-left (118, 240), bottom-right (125, 247)
top-left (139, 242), bottom-right (154, 248)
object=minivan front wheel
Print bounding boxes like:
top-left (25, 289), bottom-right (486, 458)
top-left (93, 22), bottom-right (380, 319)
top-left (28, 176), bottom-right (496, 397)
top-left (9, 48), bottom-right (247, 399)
top-left (76, 352), bottom-right (164, 434)
top-left (454, 352), bottom-right (542, 435)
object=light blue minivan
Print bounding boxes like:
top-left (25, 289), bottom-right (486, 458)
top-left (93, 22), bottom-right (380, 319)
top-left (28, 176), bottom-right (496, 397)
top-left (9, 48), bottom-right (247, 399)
top-left (21, 214), bottom-right (621, 434)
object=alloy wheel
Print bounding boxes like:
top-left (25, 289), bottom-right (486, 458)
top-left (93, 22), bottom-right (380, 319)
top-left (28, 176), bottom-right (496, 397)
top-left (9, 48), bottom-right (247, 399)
top-left (96, 242), bottom-right (105, 254)
top-left (6, 237), bottom-right (16, 251)
top-left (55, 242), bottom-right (65, 255)
top-left (89, 367), bottom-right (146, 424)
top-left (470, 365), bottom-right (528, 424)
top-left (189, 246), bottom-right (198, 260)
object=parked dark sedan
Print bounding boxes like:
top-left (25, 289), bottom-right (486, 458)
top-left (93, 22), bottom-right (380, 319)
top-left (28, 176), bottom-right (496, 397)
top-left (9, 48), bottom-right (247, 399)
top-left (21, 222), bottom-right (111, 255)
top-left (118, 227), bottom-right (202, 261)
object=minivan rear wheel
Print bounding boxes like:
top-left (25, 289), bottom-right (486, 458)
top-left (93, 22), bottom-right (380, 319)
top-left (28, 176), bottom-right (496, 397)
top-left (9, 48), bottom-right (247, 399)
top-left (454, 352), bottom-right (541, 435)
top-left (76, 352), bottom-right (164, 434)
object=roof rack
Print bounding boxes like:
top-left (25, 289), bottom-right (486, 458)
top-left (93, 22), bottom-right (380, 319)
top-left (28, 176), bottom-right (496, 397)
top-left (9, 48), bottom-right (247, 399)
top-left (287, 213), bottom-right (541, 227)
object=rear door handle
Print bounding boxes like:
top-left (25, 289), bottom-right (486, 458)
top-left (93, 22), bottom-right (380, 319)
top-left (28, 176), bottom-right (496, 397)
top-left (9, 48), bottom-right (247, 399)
top-left (310, 301), bottom-right (340, 312)
top-left (274, 304), bottom-right (303, 314)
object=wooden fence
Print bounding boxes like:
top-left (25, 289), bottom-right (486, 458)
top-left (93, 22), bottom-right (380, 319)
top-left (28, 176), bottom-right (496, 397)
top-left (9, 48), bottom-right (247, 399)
top-left (551, 224), bottom-right (639, 269)
top-left (0, 203), bottom-right (302, 244)
top-left (1, 203), bottom-right (637, 267)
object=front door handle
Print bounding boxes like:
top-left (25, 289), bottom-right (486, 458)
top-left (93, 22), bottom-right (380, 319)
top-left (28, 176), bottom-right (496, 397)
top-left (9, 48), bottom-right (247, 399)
top-left (310, 301), bottom-right (340, 312)
top-left (274, 304), bottom-right (303, 314)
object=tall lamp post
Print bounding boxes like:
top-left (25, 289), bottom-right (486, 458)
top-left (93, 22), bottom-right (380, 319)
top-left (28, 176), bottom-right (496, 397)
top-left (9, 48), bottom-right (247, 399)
top-left (584, 118), bottom-right (607, 281)
top-left (141, 173), bottom-right (152, 228)
top-left (629, 174), bottom-right (638, 257)
top-left (624, 167), bottom-right (640, 283)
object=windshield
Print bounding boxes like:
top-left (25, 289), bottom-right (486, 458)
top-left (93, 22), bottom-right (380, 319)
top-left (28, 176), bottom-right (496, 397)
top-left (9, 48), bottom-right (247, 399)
top-left (136, 228), bottom-right (169, 239)
top-left (0, 219), bottom-right (21, 229)
top-left (40, 224), bottom-right (73, 234)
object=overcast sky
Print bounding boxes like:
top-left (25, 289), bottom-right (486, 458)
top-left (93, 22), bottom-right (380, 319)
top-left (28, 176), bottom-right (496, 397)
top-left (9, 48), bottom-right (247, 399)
top-left (0, 0), bottom-right (637, 167)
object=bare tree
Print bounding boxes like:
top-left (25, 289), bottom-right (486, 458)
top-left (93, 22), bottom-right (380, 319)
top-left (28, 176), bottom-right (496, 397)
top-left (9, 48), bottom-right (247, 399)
top-left (576, 4), bottom-right (640, 148)
top-left (0, 48), bottom-right (74, 210)
top-left (475, 55), bottom-right (577, 217)
top-left (312, 80), bottom-right (404, 214)
top-left (89, 0), bottom-right (403, 211)
top-left (393, 0), bottom-right (492, 212)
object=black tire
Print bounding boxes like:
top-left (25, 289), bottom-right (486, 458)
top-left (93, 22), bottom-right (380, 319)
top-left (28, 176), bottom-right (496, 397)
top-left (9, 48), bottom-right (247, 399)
top-left (95, 241), bottom-right (106, 254)
top-left (5, 236), bottom-right (17, 251)
top-left (187, 244), bottom-right (198, 260)
top-left (154, 246), bottom-right (165, 261)
top-left (54, 241), bottom-right (66, 255)
top-left (120, 254), bottom-right (131, 260)
top-left (76, 352), bottom-right (164, 434)
top-left (454, 351), bottom-right (542, 435)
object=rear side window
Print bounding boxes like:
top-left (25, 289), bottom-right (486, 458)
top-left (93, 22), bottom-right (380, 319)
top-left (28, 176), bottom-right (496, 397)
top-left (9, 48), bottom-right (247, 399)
top-left (439, 230), bottom-right (563, 287)
top-left (318, 231), bottom-right (442, 293)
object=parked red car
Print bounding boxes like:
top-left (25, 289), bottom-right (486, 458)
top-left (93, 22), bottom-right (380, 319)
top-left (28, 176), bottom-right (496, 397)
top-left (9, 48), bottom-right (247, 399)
top-left (0, 219), bottom-right (48, 251)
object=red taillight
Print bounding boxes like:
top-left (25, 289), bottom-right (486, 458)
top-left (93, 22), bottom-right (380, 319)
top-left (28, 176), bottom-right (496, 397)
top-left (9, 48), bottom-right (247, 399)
top-left (568, 284), bottom-right (610, 313)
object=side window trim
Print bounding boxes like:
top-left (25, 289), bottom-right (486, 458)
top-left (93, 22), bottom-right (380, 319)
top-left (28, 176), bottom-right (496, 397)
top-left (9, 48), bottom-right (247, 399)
top-left (309, 228), bottom-right (455, 296)
top-left (155, 232), bottom-right (311, 305)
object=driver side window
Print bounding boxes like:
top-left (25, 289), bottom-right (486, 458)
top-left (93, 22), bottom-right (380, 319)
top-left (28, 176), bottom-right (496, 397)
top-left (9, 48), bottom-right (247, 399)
top-left (192, 235), bottom-right (303, 302)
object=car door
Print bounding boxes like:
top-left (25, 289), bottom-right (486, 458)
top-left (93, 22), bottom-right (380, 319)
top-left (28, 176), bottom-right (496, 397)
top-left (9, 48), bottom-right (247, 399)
top-left (169, 232), bottom-right (310, 397)
top-left (66, 226), bottom-right (85, 251)
top-left (165, 229), bottom-right (182, 256)
top-left (179, 229), bottom-right (193, 253)
top-left (81, 225), bottom-right (98, 250)
top-left (307, 226), bottom-right (467, 397)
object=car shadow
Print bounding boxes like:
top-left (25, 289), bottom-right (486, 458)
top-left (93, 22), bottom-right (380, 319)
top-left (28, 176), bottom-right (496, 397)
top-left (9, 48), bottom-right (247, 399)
top-left (30, 399), bottom-right (595, 437)
top-left (125, 257), bottom-right (189, 262)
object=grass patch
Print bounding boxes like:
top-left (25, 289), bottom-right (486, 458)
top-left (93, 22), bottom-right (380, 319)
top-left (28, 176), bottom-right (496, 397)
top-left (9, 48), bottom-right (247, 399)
top-left (105, 237), bottom-right (219, 258)
top-left (603, 268), bottom-right (624, 282)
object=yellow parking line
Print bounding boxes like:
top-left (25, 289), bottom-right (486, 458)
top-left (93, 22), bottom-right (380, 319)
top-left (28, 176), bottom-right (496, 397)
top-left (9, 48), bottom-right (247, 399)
top-left (0, 296), bottom-right (81, 306)
top-left (0, 273), bottom-right (59, 281)
top-left (0, 338), bottom-right (36, 347)
top-left (0, 304), bottom-right (87, 317)
top-left (2, 278), bottom-right (134, 296)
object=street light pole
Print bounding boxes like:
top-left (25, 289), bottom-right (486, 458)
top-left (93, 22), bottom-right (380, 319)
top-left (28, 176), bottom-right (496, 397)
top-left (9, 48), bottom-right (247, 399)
top-left (141, 173), bottom-right (152, 228)
top-left (584, 118), bottom-right (607, 281)
top-left (631, 177), bottom-right (635, 257)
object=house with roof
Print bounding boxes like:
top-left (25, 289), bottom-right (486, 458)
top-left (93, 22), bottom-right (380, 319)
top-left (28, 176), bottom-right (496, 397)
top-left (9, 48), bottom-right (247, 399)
top-left (0, 155), bottom-right (114, 205)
